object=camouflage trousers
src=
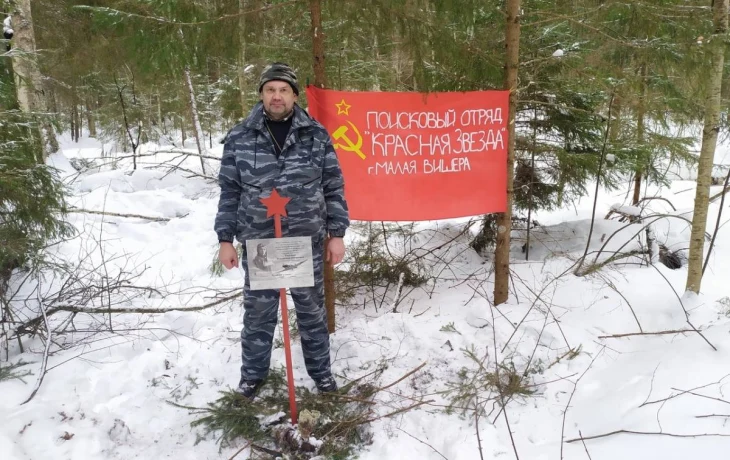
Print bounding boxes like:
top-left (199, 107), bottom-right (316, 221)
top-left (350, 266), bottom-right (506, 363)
top-left (239, 237), bottom-right (332, 382)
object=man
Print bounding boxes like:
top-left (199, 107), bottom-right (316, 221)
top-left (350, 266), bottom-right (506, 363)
top-left (215, 62), bottom-right (349, 400)
top-left (252, 243), bottom-right (273, 273)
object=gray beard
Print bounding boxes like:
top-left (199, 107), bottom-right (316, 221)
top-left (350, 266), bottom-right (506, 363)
top-left (264, 107), bottom-right (294, 122)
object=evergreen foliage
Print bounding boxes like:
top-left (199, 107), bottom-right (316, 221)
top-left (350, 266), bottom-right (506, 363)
top-left (0, 360), bottom-right (32, 383)
top-left (3, 0), bottom-right (723, 266)
top-left (184, 367), bottom-right (380, 459)
top-left (0, 53), bottom-right (71, 289)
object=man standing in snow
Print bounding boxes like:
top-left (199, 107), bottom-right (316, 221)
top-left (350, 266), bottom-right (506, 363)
top-left (214, 62), bottom-right (349, 400)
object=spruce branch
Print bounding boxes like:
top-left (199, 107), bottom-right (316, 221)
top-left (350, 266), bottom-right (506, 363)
top-left (73, 1), bottom-right (299, 26)
top-left (566, 430), bottom-right (730, 444)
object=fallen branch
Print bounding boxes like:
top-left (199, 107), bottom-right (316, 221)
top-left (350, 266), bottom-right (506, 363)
top-left (640, 378), bottom-right (726, 408)
top-left (20, 277), bottom-right (51, 405)
top-left (670, 388), bottom-right (730, 406)
top-left (598, 329), bottom-right (695, 339)
top-left (648, 264), bottom-right (717, 351)
top-left (566, 429), bottom-right (730, 443)
top-left (490, 303), bottom-right (520, 460)
top-left (362, 399), bottom-right (434, 424)
top-left (579, 430), bottom-right (593, 460)
top-left (68, 208), bottom-right (176, 222)
top-left (583, 214), bottom-right (710, 275)
top-left (696, 414), bottom-right (730, 419)
top-left (637, 196), bottom-right (677, 211)
top-left (506, 266), bottom-right (574, 353)
top-left (374, 362), bottom-right (427, 393)
top-left (596, 273), bottom-right (643, 332)
top-left (475, 396), bottom-right (484, 460)
top-left (149, 163), bottom-right (217, 182)
top-left (228, 440), bottom-right (252, 460)
top-left (704, 166), bottom-right (730, 275)
top-left (250, 443), bottom-right (282, 457)
top-left (709, 184), bottom-right (730, 203)
top-left (526, 373), bottom-right (579, 388)
top-left (561, 348), bottom-right (605, 460)
top-left (397, 428), bottom-right (449, 460)
top-left (18, 292), bottom-right (242, 334)
top-left (604, 209), bottom-right (640, 223)
top-left (321, 392), bottom-right (378, 405)
top-left (81, 151), bottom-right (221, 162)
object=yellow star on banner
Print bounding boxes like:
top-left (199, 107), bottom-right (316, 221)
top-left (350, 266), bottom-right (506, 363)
top-left (335, 99), bottom-right (351, 116)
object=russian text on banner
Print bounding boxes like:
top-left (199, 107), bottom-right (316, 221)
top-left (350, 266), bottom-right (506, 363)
top-left (307, 86), bottom-right (509, 221)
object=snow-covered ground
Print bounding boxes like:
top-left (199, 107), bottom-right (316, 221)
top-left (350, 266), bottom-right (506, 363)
top-left (1, 133), bottom-right (730, 460)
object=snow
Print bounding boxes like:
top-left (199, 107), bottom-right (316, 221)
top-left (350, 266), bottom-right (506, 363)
top-left (552, 49), bottom-right (564, 57)
top-left (2, 15), bottom-right (11, 39)
top-left (609, 203), bottom-right (642, 216)
top-left (663, 124), bottom-right (730, 181)
top-left (2, 133), bottom-right (730, 459)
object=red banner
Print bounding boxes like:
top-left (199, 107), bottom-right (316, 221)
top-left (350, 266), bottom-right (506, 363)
top-left (306, 86), bottom-right (509, 221)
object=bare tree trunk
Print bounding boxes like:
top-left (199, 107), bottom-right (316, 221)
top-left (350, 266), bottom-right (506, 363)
top-left (73, 99), bottom-right (81, 142)
top-left (86, 99), bottom-right (96, 137)
top-left (494, 0), bottom-right (520, 306)
top-left (526, 107), bottom-right (537, 261)
top-left (632, 63), bottom-right (647, 205)
top-left (184, 66), bottom-right (207, 175)
top-left (632, 170), bottom-right (642, 205)
top-left (686, 0), bottom-right (728, 294)
top-left (10, 0), bottom-right (59, 163)
top-left (308, 0), bottom-right (335, 333)
top-left (70, 105), bottom-right (76, 142)
top-left (310, 0), bottom-right (326, 88)
top-left (180, 115), bottom-right (186, 145)
top-left (372, 10), bottom-right (382, 91)
top-left (73, 80), bottom-right (81, 141)
top-left (157, 91), bottom-right (166, 134)
top-left (238, 0), bottom-right (248, 116)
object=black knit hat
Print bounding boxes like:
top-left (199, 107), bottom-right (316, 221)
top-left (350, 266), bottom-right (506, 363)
top-left (258, 62), bottom-right (299, 95)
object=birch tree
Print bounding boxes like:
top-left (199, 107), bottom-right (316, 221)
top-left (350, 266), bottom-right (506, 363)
top-left (183, 63), bottom-right (207, 174)
top-left (8, 0), bottom-right (58, 163)
top-left (685, 0), bottom-right (728, 294)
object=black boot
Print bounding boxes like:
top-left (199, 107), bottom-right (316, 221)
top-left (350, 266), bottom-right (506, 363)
top-left (314, 375), bottom-right (338, 393)
top-left (235, 378), bottom-right (264, 401)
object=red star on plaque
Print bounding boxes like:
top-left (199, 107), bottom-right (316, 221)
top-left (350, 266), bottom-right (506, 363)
top-left (260, 188), bottom-right (290, 218)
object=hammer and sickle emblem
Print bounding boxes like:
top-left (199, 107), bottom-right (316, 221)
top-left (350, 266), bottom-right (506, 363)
top-left (333, 120), bottom-right (367, 160)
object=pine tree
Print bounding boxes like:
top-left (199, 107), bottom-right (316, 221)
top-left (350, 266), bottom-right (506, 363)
top-left (575, 1), bottom-right (706, 202)
top-left (0, 34), bottom-right (71, 297)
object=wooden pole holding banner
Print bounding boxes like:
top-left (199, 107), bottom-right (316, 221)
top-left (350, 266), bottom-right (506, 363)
top-left (260, 189), bottom-right (298, 424)
top-left (309, 0), bottom-right (336, 334)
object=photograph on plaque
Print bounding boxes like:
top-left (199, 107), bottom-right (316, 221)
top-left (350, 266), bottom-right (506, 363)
top-left (245, 237), bottom-right (314, 290)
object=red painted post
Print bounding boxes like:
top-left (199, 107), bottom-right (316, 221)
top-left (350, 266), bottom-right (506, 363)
top-left (260, 189), bottom-right (298, 425)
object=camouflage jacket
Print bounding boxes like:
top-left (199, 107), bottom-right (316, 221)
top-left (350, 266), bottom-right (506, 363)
top-left (214, 102), bottom-right (350, 244)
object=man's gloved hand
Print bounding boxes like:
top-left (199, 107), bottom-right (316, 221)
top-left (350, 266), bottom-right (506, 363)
top-left (219, 242), bottom-right (239, 269)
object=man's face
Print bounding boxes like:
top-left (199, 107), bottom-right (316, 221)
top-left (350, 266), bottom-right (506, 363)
top-left (261, 81), bottom-right (297, 120)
